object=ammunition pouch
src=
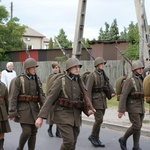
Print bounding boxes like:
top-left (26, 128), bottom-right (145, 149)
top-left (130, 92), bottom-right (144, 99)
top-left (0, 98), bottom-right (4, 101)
top-left (18, 95), bottom-right (40, 102)
top-left (58, 98), bottom-right (83, 109)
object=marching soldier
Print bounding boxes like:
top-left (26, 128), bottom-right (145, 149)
top-left (0, 72), bottom-right (11, 150)
top-left (46, 62), bottom-right (61, 138)
top-left (86, 57), bottom-right (115, 147)
top-left (35, 57), bottom-right (95, 150)
top-left (9, 58), bottom-right (45, 150)
top-left (118, 60), bottom-right (145, 150)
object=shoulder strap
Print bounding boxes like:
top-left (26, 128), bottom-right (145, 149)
top-left (20, 76), bottom-right (25, 94)
top-left (93, 72), bottom-right (98, 85)
top-left (131, 77), bottom-right (138, 92)
top-left (61, 77), bottom-right (68, 98)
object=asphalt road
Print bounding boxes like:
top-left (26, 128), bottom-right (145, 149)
top-left (4, 120), bottom-right (150, 150)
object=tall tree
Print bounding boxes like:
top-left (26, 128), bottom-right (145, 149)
top-left (53, 28), bottom-right (72, 49)
top-left (48, 37), bottom-right (53, 49)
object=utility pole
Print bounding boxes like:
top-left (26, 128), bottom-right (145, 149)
top-left (10, 2), bottom-right (13, 19)
top-left (134, 0), bottom-right (150, 64)
top-left (72, 0), bottom-right (87, 59)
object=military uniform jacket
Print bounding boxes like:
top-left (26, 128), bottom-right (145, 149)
top-left (9, 74), bottom-right (41, 124)
top-left (86, 69), bottom-right (107, 109)
top-left (0, 81), bottom-right (9, 121)
top-left (38, 74), bottom-right (86, 127)
top-left (118, 75), bottom-right (145, 114)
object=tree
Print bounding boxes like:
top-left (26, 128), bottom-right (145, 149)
top-left (48, 37), bottom-right (53, 49)
top-left (119, 27), bottom-right (128, 40)
top-left (0, 2), bottom-right (26, 61)
top-left (53, 28), bottom-right (72, 49)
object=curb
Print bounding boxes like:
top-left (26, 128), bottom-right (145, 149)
top-left (82, 119), bottom-right (150, 137)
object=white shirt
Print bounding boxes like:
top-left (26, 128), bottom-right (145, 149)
top-left (1, 69), bottom-right (17, 91)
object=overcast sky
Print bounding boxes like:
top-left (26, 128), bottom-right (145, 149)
top-left (1, 0), bottom-right (150, 41)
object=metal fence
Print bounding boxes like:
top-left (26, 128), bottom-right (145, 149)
top-left (0, 60), bottom-right (124, 87)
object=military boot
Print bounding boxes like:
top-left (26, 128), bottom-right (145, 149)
top-left (47, 125), bottom-right (53, 137)
top-left (97, 139), bottom-right (105, 147)
top-left (118, 137), bottom-right (127, 150)
top-left (132, 147), bottom-right (142, 150)
top-left (0, 139), bottom-right (4, 150)
top-left (88, 135), bottom-right (99, 147)
top-left (56, 127), bottom-right (62, 138)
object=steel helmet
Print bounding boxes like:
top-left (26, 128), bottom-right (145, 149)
top-left (94, 57), bottom-right (106, 67)
top-left (66, 57), bottom-right (82, 71)
top-left (23, 58), bottom-right (38, 69)
top-left (131, 60), bottom-right (144, 71)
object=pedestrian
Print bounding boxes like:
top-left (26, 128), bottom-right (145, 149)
top-left (9, 58), bottom-right (45, 150)
top-left (86, 57), bottom-right (115, 147)
top-left (1, 62), bottom-right (17, 91)
top-left (35, 57), bottom-right (95, 150)
top-left (118, 60), bottom-right (145, 150)
top-left (0, 71), bottom-right (11, 150)
top-left (46, 62), bottom-right (61, 138)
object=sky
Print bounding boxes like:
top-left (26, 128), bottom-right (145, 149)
top-left (1, 0), bottom-right (150, 41)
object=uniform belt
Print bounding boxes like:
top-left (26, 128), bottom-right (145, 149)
top-left (0, 98), bottom-right (4, 101)
top-left (18, 95), bottom-right (39, 102)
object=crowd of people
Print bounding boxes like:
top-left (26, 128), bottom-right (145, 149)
top-left (0, 56), bottom-right (149, 150)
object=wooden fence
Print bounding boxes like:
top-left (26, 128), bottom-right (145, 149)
top-left (0, 60), bottom-right (124, 87)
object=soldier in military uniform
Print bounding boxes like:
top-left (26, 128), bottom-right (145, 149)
top-left (46, 62), bottom-right (61, 138)
top-left (86, 57), bottom-right (115, 147)
top-left (9, 58), bottom-right (45, 150)
top-left (35, 57), bottom-right (95, 150)
top-left (0, 72), bottom-right (11, 150)
top-left (118, 60), bottom-right (145, 150)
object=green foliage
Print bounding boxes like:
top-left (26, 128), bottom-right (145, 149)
top-left (0, 4), bottom-right (9, 23)
top-left (53, 28), bottom-right (72, 49)
top-left (55, 55), bottom-right (68, 62)
top-left (48, 37), bottom-right (53, 49)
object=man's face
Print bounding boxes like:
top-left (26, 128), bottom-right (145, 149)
top-left (135, 68), bottom-right (143, 75)
top-left (8, 64), bottom-right (14, 71)
top-left (97, 63), bottom-right (105, 70)
top-left (27, 66), bottom-right (37, 75)
top-left (69, 65), bottom-right (80, 75)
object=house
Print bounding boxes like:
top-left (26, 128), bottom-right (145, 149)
top-left (22, 26), bottom-right (49, 49)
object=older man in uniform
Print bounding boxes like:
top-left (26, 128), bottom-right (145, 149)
top-left (86, 57), bottom-right (115, 147)
top-left (118, 60), bottom-right (145, 150)
top-left (9, 58), bottom-right (45, 150)
top-left (35, 57), bottom-right (95, 150)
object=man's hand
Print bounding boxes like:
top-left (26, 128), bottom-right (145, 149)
top-left (35, 117), bottom-right (43, 128)
top-left (118, 112), bottom-right (125, 118)
top-left (88, 109), bottom-right (96, 115)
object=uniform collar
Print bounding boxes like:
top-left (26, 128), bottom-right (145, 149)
top-left (25, 74), bottom-right (35, 80)
top-left (67, 73), bottom-right (78, 81)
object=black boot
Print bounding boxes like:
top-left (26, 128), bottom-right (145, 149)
top-left (56, 126), bottom-right (62, 138)
top-left (118, 137), bottom-right (127, 150)
top-left (97, 139), bottom-right (105, 147)
top-left (47, 125), bottom-right (53, 137)
top-left (0, 139), bottom-right (4, 150)
top-left (88, 135), bottom-right (99, 147)
top-left (132, 147), bottom-right (142, 150)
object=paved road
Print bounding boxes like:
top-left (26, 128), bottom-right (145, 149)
top-left (5, 120), bottom-right (150, 150)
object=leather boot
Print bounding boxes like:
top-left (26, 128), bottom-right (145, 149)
top-left (56, 126), bottom-right (62, 138)
top-left (88, 135), bottom-right (99, 147)
top-left (47, 125), bottom-right (53, 137)
top-left (132, 147), bottom-right (142, 150)
top-left (118, 137), bottom-right (127, 150)
top-left (97, 139), bottom-right (105, 147)
top-left (16, 148), bottom-right (22, 150)
top-left (0, 139), bottom-right (4, 150)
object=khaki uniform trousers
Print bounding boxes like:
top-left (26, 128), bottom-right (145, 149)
top-left (91, 109), bottom-right (105, 138)
top-left (123, 113), bottom-right (144, 148)
top-left (57, 124), bottom-right (80, 150)
top-left (18, 123), bottom-right (37, 150)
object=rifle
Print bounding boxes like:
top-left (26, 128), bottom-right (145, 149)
top-left (81, 41), bottom-right (95, 60)
top-left (55, 39), bottom-right (95, 113)
top-left (54, 36), bottom-right (70, 59)
top-left (115, 46), bottom-right (132, 66)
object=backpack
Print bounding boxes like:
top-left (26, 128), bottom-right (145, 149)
top-left (81, 71), bottom-right (91, 85)
top-left (46, 72), bottom-right (68, 98)
top-left (115, 75), bottom-right (127, 101)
